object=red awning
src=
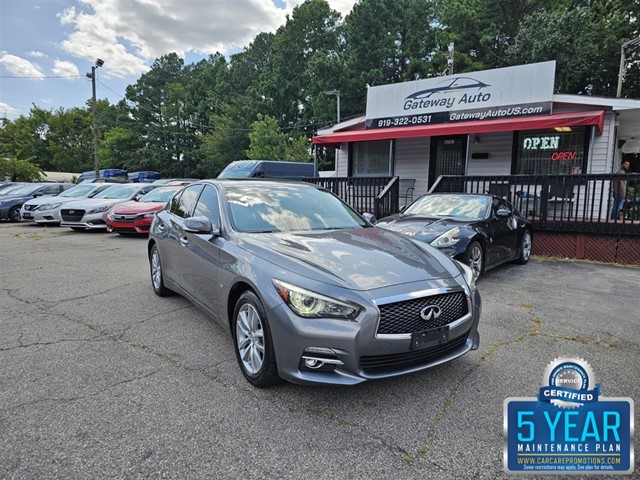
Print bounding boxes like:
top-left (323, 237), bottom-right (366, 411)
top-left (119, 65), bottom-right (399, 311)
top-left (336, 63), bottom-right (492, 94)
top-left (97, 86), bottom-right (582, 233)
top-left (313, 110), bottom-right (605, 147)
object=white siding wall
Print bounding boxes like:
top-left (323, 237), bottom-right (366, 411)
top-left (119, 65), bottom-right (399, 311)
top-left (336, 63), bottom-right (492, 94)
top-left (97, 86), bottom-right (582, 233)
top-left (335, 145), bottom-right (349, 176)
top-left (466, 132), bottom-right (513, 175)
top-left (589, 111), bottom-right (615, 174)
top-left (393, 137), bottom-right (430, 196)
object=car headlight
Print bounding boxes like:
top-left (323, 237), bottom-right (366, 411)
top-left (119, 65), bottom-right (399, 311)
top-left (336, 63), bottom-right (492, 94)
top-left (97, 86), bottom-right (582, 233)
top-left (430, 227), bottom-right (460, 248)
top-left (454, 260), bottom-right (477, 290)
top-left (37, 202), bottom-right (62, 211)
top-left (273, 280), bottom-right (361, 320)
top-left (88, 204), bottom-right (113, 214)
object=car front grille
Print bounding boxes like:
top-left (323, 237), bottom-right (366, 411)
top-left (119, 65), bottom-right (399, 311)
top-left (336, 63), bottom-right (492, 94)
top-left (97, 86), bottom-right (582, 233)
top-left (61, 209), bottom-right (85, 222)
top-left (112, 227), bottom-right (138, 234)
top-left (376, 291), bottom-right (468, 335)
top-left (360, 333), bottom-right (468, 374)
top-left (111, 214), bottom-right (140, 223)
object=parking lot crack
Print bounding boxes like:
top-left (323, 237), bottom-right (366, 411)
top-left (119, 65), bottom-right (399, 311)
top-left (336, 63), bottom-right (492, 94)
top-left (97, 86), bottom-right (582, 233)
top-left (1, 370), bottom-right (162, 414)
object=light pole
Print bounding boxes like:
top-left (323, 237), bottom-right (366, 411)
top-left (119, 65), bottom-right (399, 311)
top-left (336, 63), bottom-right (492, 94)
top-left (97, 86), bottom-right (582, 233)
top-left (447, 42), bottom-right (454, 76)
top-left (617, 37), bottom-right (640, 98)
top-left (324, 89), bottom-right (341, 124)
top-left (86, 58), bottom-right (104, 178)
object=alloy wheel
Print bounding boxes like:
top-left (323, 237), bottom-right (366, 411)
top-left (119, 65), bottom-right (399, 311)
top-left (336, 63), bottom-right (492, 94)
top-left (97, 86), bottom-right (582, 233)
top-left (236, 303), bottom-right (265, 375)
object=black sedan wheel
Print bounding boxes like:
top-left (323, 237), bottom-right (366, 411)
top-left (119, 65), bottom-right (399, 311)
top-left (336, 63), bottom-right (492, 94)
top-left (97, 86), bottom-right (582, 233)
top-left (464, 241), bottom-right (484, 278)
top-left (150, 244), bottom-right (172, 297)
top-left (232, 291), bottom-right (281, 388)
top-left (517, 230), bottom-right (532, 265)
top-left (9, 207), bottom-right (21, 223)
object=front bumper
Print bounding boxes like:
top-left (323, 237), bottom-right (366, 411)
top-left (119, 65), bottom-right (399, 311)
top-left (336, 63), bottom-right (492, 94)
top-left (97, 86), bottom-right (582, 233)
top-left (21, 206), bottom-right (62, 224)
top-left (106, 217), bottom-right (152, 234)
top-left (267, 284), bottom-right (481, 386)
top-left (61, 212), bottom-right (109, 230)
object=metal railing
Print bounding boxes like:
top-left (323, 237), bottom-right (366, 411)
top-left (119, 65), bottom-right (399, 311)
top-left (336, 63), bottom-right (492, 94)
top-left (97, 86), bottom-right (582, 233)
top-left (431, 173), bottom-right (640, 235)
top-left (304, 176), bottom-right (399, 218)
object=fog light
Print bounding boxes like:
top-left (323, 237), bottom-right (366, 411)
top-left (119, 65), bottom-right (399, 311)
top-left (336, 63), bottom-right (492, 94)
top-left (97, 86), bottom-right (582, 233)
top-left (304, 358), bottom-right (323, 369)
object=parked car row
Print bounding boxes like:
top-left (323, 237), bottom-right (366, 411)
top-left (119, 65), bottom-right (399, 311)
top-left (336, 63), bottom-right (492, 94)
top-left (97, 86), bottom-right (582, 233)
top-left (12, 181), bottom-right (193, 236)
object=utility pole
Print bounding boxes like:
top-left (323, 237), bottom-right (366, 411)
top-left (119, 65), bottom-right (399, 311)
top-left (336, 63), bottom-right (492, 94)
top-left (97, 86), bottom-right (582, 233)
top-left (447, 42), bottom-right (454, 76)
top-left (617, 37), bottom-right (640, 98)
top-left (86, 59), bottom-right (104, 179)
top-left (324, 89), bottom-right (341, 124)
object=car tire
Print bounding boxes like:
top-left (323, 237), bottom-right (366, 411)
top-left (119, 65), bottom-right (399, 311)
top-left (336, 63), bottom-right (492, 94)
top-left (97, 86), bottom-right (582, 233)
top-left (464, 241), bottom-right (484, 279)
top-left (9, 207), bottom-right (21, 222)
top-left (232, 291), bottom-right (281, 388)
top-left (516, 230), bottom-right (532, 265)
top-left (150, 244), bottom-right (172, 297)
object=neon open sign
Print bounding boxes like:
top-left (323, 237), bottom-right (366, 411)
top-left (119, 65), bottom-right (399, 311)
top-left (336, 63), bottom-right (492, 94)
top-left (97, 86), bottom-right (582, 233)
top-left (551, 151), bottom-right (577, 161)
top-left (523, 136), bottom-right (560, 150)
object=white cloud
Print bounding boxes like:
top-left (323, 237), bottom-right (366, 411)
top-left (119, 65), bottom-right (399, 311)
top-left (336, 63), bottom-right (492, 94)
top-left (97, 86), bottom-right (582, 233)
top-left (57, 0), bottom-right (356, 78)
top-left (0, 53), bottom-right (45, 79)
top-left (52, 60), bottom-right (80, 78)
top-left (0, 102), bottom-right (18, 117)
top-left (29, 51), bottom-right (48, 58)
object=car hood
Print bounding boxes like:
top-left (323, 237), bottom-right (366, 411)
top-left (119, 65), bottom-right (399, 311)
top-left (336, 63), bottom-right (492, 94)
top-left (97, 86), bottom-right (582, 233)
top-left (376, 215), bottom-right (467, 243)
top-left (237, 227), bottom-right (459, 291)
top-left (25, 196), bottom-right (88, 207)
top-left (111, 201), bottom-right (165, 214)
top-left (63, 198), bottom-right (130, 209)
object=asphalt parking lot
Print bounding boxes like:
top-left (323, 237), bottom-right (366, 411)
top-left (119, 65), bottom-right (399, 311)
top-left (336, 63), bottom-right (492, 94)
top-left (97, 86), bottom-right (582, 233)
top-left (1, 222), bottom-right (638, 479)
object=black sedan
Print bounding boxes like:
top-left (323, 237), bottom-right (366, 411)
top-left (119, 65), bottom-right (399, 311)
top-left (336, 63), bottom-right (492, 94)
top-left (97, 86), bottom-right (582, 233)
top-left (376, 193), bottom-right (532, 278)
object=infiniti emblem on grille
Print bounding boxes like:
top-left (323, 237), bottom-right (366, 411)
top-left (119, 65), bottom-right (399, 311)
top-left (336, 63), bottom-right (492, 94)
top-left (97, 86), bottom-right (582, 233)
top-left (420, 305), bottom-right (441, 321)
top-left (69, 210), bottom-right (75, 214)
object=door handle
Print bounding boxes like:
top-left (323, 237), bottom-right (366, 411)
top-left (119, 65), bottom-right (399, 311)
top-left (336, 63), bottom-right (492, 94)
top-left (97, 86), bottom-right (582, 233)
top-left (180, 236), bottom-right (189, 247)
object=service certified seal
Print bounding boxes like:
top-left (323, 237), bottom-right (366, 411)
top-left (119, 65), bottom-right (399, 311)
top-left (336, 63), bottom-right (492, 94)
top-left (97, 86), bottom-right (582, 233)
top-left (539, 357), bottom-right (599, 408)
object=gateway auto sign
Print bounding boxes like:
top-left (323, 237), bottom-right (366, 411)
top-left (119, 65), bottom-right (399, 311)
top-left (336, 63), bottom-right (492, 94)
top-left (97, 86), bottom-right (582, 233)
top-left (365, 61), bottom-right (555, 129)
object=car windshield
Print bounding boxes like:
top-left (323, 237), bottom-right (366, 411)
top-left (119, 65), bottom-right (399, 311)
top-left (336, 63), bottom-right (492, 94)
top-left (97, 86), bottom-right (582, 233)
top-left (0, 184), bottom-right (25, 195)
top-left (139, 187), bottom-right (180, 202)
top-left (58, 185), bottom-right (95, 198)
top-left (225, 184), bottom-right (367, 233)
top-left (404, 194), bottom-right (491, 221)
top-left (2, 184), bottom-right (43, 196)
top-left (218, 170), bottom-right (251, 178)
top-left (93, 184), bottom-right (140, 199)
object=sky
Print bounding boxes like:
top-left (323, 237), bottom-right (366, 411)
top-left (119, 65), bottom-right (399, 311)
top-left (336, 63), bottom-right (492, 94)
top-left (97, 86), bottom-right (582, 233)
top-left (0, 0), bottom-right (357, 120)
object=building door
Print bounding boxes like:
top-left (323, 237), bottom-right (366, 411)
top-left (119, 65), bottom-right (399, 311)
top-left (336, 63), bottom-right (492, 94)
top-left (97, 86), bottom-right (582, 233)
top-left (429, 135), bottom-right (467, 190)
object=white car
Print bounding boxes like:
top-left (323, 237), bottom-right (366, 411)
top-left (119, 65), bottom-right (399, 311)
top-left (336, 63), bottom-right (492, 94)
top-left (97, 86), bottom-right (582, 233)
top-left (60, 183), bottom-right (157, 231)
top-left (20, 183), bottom-right (118, 224)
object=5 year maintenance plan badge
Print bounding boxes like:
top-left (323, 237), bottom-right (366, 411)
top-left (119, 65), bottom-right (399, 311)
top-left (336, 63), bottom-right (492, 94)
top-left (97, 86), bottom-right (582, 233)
top-left (504, 357), bottom-right (634, 474)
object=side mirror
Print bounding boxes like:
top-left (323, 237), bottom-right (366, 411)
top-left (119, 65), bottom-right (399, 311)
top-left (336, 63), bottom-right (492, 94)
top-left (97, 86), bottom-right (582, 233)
top-left (184, 216), bottom-right (220, 236)
top-left (134, 194), bottom-right (143, 201)
top-left (33, 192), bottom-right (44, 197)
top-left (496, 208), bottom-right (511, 218)
top-left (362, 212), bottom-right (377, 225)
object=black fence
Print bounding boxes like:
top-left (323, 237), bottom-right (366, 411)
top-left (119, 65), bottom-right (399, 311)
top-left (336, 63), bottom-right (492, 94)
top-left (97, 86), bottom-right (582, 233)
top-left (303, 176), bottom-right (399, 218)
top-left (431, 173), bottom-right (640, 235)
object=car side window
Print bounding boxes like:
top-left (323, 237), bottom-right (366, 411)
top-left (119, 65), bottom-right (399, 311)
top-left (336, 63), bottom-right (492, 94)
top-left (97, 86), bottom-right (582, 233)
top-left (170, 185), bottom-right (203, 218)
top-left (42, 185), bottom-right (60, 195)
top-left (193, 185), bottom-right (220, 226)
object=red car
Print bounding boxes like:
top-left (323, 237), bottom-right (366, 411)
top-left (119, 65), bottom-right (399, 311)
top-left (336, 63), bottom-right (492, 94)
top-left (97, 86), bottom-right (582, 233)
top-left (106, 185), bottom-right (185, 235)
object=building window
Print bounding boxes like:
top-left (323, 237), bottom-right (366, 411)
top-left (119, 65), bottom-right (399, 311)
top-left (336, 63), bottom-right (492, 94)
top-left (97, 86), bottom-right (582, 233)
top-left (351, 140), bottom-right (392, 176)
top-left (515, 127), bottom-right (588, 175)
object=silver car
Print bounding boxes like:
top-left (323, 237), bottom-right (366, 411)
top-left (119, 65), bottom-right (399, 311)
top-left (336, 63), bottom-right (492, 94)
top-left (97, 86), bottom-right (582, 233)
top-left (60, 183), bottom-right (157, 230)
top-left (20, 183), bottom-right (118, 224)
top-left (148, 180), bottom-right (481, 387)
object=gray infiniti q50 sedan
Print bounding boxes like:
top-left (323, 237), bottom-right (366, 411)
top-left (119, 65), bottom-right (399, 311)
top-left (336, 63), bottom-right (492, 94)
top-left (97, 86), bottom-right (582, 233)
top-left (148, 180), bottom-right (481, 387)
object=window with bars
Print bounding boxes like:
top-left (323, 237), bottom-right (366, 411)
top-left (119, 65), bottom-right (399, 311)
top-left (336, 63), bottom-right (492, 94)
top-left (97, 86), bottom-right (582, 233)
top-left (515, 127), bottom-right (587, 175)
top-left (351, 140), bottom-right (392, 176)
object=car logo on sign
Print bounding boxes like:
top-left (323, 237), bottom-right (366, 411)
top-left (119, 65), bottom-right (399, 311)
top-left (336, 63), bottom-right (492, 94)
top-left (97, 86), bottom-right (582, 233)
top-left (420, 305), bottom-right (441, 321)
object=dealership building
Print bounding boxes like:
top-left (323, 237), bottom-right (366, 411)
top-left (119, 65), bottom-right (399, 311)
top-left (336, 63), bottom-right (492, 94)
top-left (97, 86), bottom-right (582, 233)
top-left (313, 61), bottom-right (640, 195)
